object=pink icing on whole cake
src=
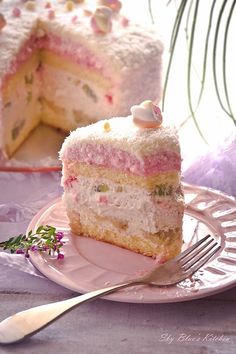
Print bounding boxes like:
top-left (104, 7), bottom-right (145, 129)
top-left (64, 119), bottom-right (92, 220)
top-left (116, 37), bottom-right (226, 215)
top-left (0, 0), bottom-right (163, 158)
top-left (38, 34), bottom-right (105, 72)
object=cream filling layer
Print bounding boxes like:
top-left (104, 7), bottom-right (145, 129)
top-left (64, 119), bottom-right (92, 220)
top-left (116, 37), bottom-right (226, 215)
top-left (41, 64), bottom-right (113, 125)
top-left (63, 176), bottom-right (184, 235)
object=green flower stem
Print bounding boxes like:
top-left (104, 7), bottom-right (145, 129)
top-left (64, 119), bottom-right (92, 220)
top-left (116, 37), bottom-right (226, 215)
top-left (184, 0), bottom-right (194, 43)
top-left (0, 225), bottom-right (64, 259)
top-left (222, 0), bottom-right (236, 125)
top-left (148, 0), bottom-right (155, 24)
top-left (194, 0), bottom-right (217, 110)
top-left (187, 0), bottom-right (208, 143)
top-left (162, 0), bottom-right (188, 112)
top-left (213, 0), bottom-right (233, 119)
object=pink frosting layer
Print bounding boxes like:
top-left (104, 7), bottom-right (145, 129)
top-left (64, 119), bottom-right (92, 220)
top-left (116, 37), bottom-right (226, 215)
top-left (61, 144), bottom-right (181, 175)
top-left (38, 34), bottom-right (105, 73)
top-left (2, 33), bottom-right (107, 88)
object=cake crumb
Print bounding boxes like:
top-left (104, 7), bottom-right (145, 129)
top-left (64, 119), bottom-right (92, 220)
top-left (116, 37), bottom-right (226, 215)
top-left (66, 1), bottom-right (75, 11)
top-left (103, 121), bottom-right (111, 132)
top-left (25, 1), bottom-right (36, 11)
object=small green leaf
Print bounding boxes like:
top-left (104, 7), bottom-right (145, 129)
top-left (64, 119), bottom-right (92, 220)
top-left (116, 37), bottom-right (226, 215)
top-left (14, 235), bottom-right (24, 244)
top-left (0, 225), bottom-right (64, 259)
top-left (36, 226), bottom-right (44, 233)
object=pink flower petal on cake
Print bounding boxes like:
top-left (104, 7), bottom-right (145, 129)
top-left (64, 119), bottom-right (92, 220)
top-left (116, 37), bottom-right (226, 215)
top-left (45, 2), bottom-right (51, 9)
top-left (121, 16), bottom-right (129, 27)
top-left (152, 104), bottom-right (163, 125)
top-left (48, 9), bottom-right (55, 20)
top-left (12, 8), bottom-right (21, 18)
top-left (71, 15), bottom-right (78, 24)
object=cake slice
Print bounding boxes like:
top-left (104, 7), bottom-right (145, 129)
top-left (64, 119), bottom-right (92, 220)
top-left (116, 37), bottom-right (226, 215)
top-left (60, 100), bottom-right (184, 261)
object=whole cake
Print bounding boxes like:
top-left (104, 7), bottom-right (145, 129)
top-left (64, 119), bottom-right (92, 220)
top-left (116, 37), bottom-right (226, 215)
top-left (0, 0), bottom-right (163, 158)
top-left (60, 100), bottom-right (184, 261)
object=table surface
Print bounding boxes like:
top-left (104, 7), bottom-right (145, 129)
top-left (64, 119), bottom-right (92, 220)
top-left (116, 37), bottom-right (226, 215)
top-left (0, 170), bottom-right (235, 354)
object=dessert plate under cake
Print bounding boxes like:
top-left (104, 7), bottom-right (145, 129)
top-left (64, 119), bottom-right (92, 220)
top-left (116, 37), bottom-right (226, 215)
top-left (27, 183), bottom-right (236, 303)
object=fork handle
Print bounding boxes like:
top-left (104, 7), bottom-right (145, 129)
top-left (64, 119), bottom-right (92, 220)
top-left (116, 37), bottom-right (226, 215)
top-left (0, 279), bottom-right (142, 345)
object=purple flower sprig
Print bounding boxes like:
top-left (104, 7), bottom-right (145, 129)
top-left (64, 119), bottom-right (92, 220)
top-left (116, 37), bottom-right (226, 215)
top-left (0, 225), bottom-right (65, 260)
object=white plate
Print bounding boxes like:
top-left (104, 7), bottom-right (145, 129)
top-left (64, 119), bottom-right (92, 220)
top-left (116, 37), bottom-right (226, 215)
top-left (28, 183), bottom-right (236, 303)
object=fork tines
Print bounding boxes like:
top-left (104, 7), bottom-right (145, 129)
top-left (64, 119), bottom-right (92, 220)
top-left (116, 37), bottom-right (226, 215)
top-left (178, 235), bottom-right (221, 274)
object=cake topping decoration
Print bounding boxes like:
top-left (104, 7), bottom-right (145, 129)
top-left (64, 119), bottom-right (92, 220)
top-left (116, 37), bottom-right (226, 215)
top-left (12, 8), bottom-right (21, 18)
top-left (0, 13), bottom-right (6, 31)
top-left (71, 15), bottom-right (78, 23)
top-left (48, 9), bottom-right (55, 20)
top-left (25, 1), bottom-right (36, 11)
top-left (66, 1), bottom-right (75, 11)
top-left (103, 120), bottom-right (111, 132)
top-left (121, 16), bottom-right (129, 27)
top-left (131, 100), bottom-right (163, 129)
top-left (98, 0), bottom-right (122, 13)
top-left (91, 6), bottom-right (112, 34)
top-left (45, 2), bottom-right (51, 9)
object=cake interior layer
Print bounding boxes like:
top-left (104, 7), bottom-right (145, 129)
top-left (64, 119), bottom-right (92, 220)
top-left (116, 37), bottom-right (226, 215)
top-left (1, 46), bottom-right (116, 154)
top-left (63, 162), bottom-right (181, 191)
top-left (2, 53), bottom-right (39, 101)
top-left (40, 50), bottom-right (112, 90)
top-left (40, 55), bottom-right (116, 131)
top-left (63, 155), bottom-right (184, 258)
top-left (67, 209), bottom-right (182, 260)
top-left (41, 97), bottom-right (97, 132)
top-left (63, 170), bottom-right (184, 235)
top-left (2, 54), bottom-right (41, 157)
top-left (38, 29), bottom-right (110, 76)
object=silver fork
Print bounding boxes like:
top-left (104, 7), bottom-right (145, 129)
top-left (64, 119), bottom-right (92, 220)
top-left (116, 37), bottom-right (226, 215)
top-left (0, 234), bottom-right (220, 345)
